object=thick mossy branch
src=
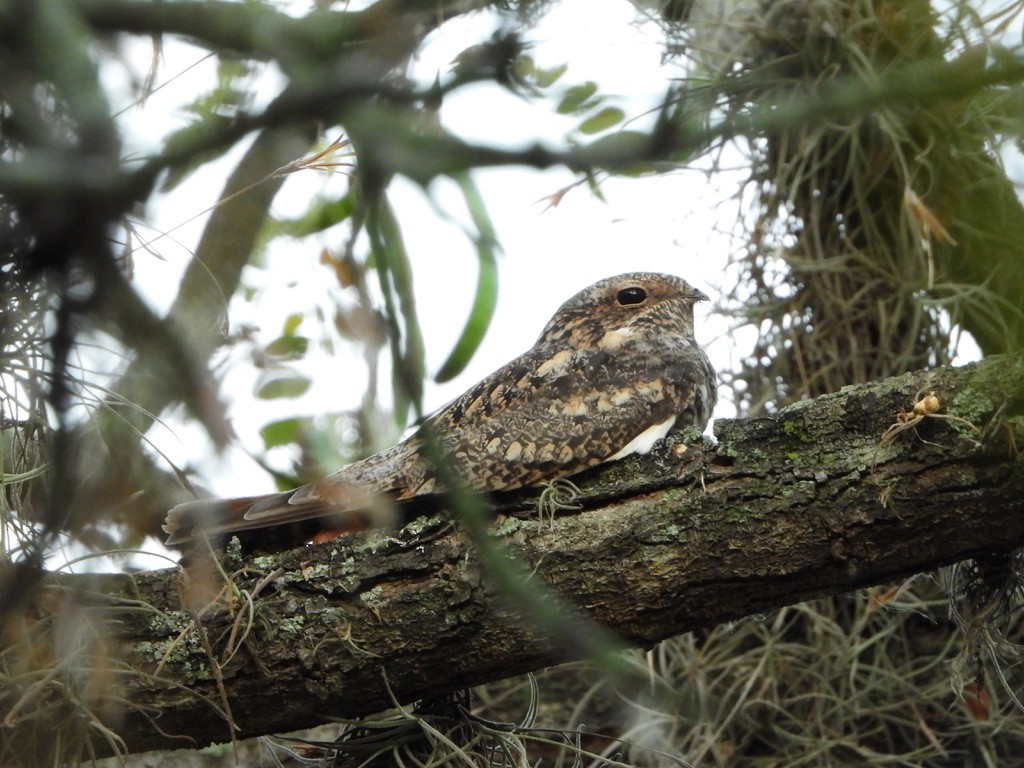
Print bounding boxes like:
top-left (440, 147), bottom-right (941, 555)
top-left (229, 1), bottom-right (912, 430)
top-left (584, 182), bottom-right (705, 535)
top-left (26, 355), bottom-right (1024, 756)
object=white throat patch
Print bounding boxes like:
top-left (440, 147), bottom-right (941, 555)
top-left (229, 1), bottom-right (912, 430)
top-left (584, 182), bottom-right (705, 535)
top-left (607, 415), bottom-right (677, 462)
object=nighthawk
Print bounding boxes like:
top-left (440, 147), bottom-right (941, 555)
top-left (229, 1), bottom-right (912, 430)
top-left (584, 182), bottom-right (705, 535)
top-left (164, 272), bottom-right (717, 545)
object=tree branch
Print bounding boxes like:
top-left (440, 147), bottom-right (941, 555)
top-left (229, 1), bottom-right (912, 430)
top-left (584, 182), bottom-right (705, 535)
top-left (18, 354), bottom-right (1024, 758)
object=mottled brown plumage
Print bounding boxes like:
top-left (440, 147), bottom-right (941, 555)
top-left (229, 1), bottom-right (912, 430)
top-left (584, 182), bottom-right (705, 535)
top-left (164, 273), bottom-right (716, 545)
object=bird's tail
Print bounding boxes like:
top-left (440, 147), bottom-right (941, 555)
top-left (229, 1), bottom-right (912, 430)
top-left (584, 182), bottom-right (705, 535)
top-left (163, 485), bottom-right (397, 546)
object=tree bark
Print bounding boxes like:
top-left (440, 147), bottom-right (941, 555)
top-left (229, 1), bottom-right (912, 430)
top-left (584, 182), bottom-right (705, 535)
top-left (15, 354), bottom-right (1024, 758)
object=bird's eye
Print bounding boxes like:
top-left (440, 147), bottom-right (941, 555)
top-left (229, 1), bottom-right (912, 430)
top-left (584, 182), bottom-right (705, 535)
top-left (617, 287), bottom-right (647, 306)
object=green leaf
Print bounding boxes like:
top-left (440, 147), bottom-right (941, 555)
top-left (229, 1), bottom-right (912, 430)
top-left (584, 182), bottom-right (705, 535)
top-left (260, 417), bottom-right (303, 449)
top-left (537, 63), bottom-right (568, 89)
top-left (260, 194), bottom-right (356, 250)
top-left (367, 196), bottom-right (426, 428)
top-left (256, 374), bottom-right (311, 400)
top-left (283, 313), bottom-right (303, 336)
top-left (263, 334), bottom-right (309, 360)
top-left (518, 56), bottom-right (568, 89)
top-left (557, 82), bottom-right (599, 114)
top-left (579, 107), bottom-right (625, 135)
top-left (435, 174), bottom-right (499, 383)
top-left (583, 170), bottom-right (606, 202)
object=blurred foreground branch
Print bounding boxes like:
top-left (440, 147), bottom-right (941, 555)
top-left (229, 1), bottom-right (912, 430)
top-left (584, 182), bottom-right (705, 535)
top-left (6, 353), bottom-right (1024, 760)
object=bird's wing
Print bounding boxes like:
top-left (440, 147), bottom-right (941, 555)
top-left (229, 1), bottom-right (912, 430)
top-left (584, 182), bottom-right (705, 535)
top-left (425, 342), bottom-right (713, 492)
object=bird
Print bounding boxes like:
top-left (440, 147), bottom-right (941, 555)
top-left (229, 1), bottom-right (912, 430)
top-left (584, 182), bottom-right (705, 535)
top-left (163, 272), bottom-right (717, 546)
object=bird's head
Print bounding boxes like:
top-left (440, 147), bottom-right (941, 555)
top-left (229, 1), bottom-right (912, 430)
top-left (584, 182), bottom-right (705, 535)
top-left (535, 272), bottom-right (709, 350)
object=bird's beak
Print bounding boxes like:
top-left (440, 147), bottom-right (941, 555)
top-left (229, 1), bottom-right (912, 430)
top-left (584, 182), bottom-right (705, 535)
top-left (692, 288), bottom-right (710, 303)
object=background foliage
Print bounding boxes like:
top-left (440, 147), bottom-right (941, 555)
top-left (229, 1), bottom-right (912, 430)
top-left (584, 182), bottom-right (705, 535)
top-left (2, 0), bottom-right (1024, 765)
